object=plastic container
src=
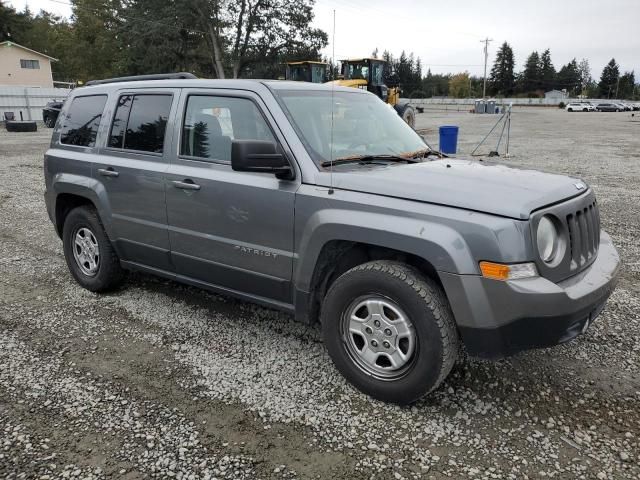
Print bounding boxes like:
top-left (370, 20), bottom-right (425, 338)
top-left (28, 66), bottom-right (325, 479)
top-left (439, 125), bottom-right (459, 154)
top-left (474, 99), bottom-right (486, 114)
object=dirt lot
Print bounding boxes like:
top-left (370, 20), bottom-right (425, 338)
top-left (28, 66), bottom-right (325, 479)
top-left (1, 108), bottom-right (639, 479)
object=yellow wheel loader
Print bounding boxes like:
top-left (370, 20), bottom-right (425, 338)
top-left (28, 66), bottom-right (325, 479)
top-left (285, 61), bottom-right (328, 84)
top-left (328, 58), bottom-right (416, 128)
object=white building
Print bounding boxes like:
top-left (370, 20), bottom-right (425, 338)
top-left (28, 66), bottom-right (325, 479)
top-left (0, 41), bottom-right (57, 88)
top-left (544, 89), bottom-right (569, 100)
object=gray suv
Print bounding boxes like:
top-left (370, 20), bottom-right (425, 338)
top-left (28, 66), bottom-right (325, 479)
top-left (44, 74), bottom-right (620, 404)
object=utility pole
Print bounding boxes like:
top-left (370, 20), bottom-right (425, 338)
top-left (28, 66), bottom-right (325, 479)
top-left (480, 37), bottom-right (493, 99)
top-left (615, 76), bottom-right (620, 99)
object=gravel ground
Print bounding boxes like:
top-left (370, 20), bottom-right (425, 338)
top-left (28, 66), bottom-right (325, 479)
top-left (0, 108), bottom-right (639, 479)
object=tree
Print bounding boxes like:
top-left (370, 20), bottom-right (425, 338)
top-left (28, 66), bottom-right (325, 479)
top-left (116, 0), bottom-right (206, 76)
top-left (421, 69), bottom-right (450, 97)
top-left (191, 0), bottom-right (327, 78)
top-left (577, 58), bottom-right (592, 94)
top-left (598, 58), bottom-right (620, 98)
top-left (618, 71), bottom-right (636, 99)
top-left (557, 59), bottom-right (581, 96)
top-left (489, 42), bottom-right (515, 96)
top-left (66, 0), bottom-right (123, 81)
top-left (449, 72), bottom-right (470, 98)
top-left (539, 49), bottom-right (555, 90)
top-left (0, 2), bottom-right (29, 41)
top-left (521, 51), bottom-right (541, 93)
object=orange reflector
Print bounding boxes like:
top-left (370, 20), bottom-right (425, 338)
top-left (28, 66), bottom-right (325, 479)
top-left (479, 261), bottom-right (510, 280)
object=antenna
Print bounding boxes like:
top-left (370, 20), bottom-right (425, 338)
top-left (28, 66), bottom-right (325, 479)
top-left (328, 8), bottom-right (336, 195)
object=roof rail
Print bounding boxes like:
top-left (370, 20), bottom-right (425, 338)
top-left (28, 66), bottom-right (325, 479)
top-left (84, 72), bottom-right (197, 87)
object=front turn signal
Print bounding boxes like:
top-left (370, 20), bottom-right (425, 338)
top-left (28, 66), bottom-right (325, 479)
top-left (479, 261), bottom-right (538, 281)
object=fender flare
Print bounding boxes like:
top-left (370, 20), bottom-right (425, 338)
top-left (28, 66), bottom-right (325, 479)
top-left (51, 173), bottom-right (115, 239)
top-left (294, 209), bottom-right (478, 292)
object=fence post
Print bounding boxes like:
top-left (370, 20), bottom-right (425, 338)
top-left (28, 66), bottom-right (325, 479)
top-left (24, 88), bottom-right (32, 121)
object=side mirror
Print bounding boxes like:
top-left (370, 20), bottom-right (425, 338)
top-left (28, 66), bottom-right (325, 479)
top-left (231, 140), bottom-right (293, 179)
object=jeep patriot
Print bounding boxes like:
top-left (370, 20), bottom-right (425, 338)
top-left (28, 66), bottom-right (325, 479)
top-left (44, 74), bottom-right (620, 404)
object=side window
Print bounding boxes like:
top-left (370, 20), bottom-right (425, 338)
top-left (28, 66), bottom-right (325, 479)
top-left (60, 95), bottom-right (107, 147)
top-left (181, 95), bottom-right (275, 162)
top-left (108, 94), bottom-right (172, 153)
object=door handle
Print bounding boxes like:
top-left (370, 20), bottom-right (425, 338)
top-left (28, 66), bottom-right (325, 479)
top-left (98, 168), bottom-right (119, 178)
top-left (172, 179), bottom-right (201, 191)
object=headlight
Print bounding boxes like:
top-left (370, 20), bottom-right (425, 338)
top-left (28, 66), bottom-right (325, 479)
top-left (536, 215), bottom-right (558, 262)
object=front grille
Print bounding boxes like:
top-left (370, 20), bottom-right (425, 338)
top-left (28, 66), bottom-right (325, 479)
top-left (566, 200), bottom-right (600, 271)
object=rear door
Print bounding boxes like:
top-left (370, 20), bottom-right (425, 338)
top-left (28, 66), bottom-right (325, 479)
top-left (164, 89), bottom-right (298, 304)
top-left (93, 89), bottom-right (179, 271)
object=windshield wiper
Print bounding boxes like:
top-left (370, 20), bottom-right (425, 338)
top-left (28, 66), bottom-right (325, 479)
top-left (320, 154), bottom-right (422, 167)
top-left (408, 148), bottom-right (448, 159)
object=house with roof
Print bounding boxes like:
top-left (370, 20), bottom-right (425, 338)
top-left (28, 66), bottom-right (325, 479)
top-left (0, 41), bottom-right (57, 88)
top-left (544, 89), bottom-right (569, 100)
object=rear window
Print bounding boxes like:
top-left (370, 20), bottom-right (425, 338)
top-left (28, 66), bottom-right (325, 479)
top-left (108, 94), bottom-right (173, 153)
top-left (60, 95), bottom-right (107, 147)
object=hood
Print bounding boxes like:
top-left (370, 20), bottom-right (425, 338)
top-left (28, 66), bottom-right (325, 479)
top-left (317, 159), bottom-right (587, 219)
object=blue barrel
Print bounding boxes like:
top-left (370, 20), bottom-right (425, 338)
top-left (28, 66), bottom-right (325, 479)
top-left (439, 125), bottom-right (459, 154)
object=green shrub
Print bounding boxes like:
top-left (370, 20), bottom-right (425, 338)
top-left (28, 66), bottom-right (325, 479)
top-left (558, 102), bottom-right (566, 109)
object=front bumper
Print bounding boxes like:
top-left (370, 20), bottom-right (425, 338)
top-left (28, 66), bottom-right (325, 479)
top-left (439, 231), bottom-right (620, 358)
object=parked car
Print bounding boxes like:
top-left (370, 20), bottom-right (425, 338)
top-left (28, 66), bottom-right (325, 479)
top-left (42, 101), bottom-right (64, 128)
top-left (565, 102), bottom-right (595, 112)
top-left (44, 74), bottom-right (620, 404)
top-left (596, 103), bottom-right (622, 112)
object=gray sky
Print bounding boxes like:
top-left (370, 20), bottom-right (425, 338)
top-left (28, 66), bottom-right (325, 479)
top-left (8, 0), bottom-right (640, 79)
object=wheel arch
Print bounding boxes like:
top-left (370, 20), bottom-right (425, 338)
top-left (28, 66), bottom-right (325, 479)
top-left (295, 215), bottom-right (476, 323)
top-left (50, 175), bottom-right (114, 239)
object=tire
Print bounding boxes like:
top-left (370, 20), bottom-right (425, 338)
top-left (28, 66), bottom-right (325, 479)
top-left (582, 108), bottom-right (588, 112)
top-left (401, 106), bottom-right (415, 128)
top-left (394, 104), bottom-right (416, 128)
top-left (62, 206), bottom-right (125, 292)
top-left (6, 121), bottom-right (37, 132)
top-left (567, 108), bottom-right (573, 112)
top-left (321, 260), bottom-right (459, 404)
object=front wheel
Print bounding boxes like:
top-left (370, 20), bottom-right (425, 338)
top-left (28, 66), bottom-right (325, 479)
top-left (321, 261), bottom-right (459, 404)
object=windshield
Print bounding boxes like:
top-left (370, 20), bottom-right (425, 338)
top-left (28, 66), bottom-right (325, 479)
top-left (275, 90), bottom-right (427, 166)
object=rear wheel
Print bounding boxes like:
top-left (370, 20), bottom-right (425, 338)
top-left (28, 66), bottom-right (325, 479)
top-left (394, 104), bottom-right (416, 128)
top-left (321, 261), bottom-right (459, 404)
top-left (401, 106), bottom-right (415, 128)
top-left (62, 206), bottom-right (125, 292)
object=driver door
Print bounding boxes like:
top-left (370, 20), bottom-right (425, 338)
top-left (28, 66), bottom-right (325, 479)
top-left (164, 89), bottom-right (298, 304)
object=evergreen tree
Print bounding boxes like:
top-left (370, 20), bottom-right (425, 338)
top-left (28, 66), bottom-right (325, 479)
top-left (598, 58), bottom-right (620, 98)
top-left (521, 51), bottom-right (541, 93)
top-left (539, 49), bottom-right (556, 90)
top-left (557, 59), bottom-right (581, 95)
top-left (618, 71), bottom-right (635, 99)
top-left (489, 42), bottom-right (515, 96)
top-left (0, 2), bottom-right (29, 41)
